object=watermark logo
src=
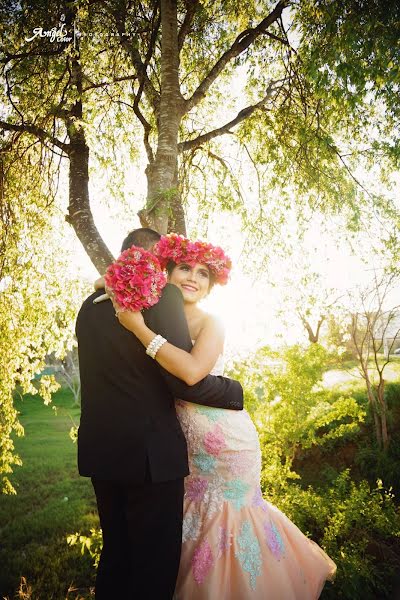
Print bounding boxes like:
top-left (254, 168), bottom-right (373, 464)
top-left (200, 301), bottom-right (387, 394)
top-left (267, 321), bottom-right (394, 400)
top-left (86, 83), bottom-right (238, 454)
top-left (24, 13), bottom-right (133, 44)
top-left (25, 14), bottom-right (75, 44)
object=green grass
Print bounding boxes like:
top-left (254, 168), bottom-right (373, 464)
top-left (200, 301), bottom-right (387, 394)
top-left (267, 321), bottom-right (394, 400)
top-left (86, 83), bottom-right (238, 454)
top-left (0, 389), bottom-right (97, 600)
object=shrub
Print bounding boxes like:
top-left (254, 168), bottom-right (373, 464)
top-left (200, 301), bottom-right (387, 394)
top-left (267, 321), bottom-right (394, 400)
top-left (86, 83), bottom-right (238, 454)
top-left (230, 344), bottom-right (366, 484)
top-left (230, 345), bottom-right (400, 598)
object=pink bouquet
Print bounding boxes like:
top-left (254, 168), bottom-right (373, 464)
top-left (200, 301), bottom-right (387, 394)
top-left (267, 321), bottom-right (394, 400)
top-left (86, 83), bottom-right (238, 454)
top-left (104, 245), bottom-right (167, 311)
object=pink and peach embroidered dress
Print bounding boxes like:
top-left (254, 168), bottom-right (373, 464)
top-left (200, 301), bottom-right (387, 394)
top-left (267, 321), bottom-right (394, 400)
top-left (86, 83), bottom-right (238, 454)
top-left (173, 355), bottom-right (336, 600)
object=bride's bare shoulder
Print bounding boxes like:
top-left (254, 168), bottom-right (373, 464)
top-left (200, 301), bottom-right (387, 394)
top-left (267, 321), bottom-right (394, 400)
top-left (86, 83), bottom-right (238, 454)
top-left (199, 311), bottom-right (225, 336)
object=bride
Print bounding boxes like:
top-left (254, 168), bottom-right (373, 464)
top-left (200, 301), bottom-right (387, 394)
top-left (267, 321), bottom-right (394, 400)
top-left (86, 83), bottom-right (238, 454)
top-left (114, 233), bottom-right (336, 600)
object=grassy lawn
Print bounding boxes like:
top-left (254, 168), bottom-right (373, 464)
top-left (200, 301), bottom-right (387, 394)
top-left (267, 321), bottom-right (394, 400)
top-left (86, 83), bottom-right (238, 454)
top-left (0, 388), bottom-right (97, 600)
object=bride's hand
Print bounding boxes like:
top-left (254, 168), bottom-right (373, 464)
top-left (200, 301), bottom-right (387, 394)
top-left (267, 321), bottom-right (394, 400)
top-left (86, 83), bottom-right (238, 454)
top-left (105, 287), bottom-right (145, 333)
top-left (116, 309), bottom-right (145, 333)
top-left (108, 290), bottom-right (145, 332)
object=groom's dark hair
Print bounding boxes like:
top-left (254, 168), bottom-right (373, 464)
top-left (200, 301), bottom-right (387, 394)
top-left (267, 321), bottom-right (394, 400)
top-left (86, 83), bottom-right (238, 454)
top-left (121, 227), bottom-right (161, 252)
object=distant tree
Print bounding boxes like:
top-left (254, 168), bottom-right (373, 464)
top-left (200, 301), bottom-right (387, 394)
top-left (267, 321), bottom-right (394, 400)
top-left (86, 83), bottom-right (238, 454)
top-left (278, 262), bottom-right (343, 345)
top-left (296, 287), bottom-right (342, 345)
top-left (58, 349), bottom-right (81, 406)
top-left (348, 272), bottom-right (400, 450)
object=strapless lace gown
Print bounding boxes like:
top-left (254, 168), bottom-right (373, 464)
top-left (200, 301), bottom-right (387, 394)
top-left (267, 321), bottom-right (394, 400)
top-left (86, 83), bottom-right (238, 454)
top-left (173, 355), bottom-right (336, 599)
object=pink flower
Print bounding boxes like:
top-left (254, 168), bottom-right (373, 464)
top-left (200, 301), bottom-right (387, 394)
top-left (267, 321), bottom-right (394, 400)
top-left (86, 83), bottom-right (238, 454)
top-left (153, 233), bottom-right (232, 285)
top-left (192, 540), bottom-right (214, 584)
top-left (204, 425), bottom-right (225, 456)
top-left (186, 477), bottom-right (209, 502)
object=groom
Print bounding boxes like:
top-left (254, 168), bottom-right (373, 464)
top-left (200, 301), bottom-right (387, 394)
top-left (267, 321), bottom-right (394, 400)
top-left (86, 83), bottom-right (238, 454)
top-left (76, 227), bottom-right (243, 600)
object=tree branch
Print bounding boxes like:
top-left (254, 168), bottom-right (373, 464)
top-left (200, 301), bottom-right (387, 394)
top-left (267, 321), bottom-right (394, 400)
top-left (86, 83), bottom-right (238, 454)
top-left (132, 96), bottom-right (155, 163)
top-left (178, 80), bottom-right (284, 153)
top-left (183, 0), bottom-right (289, 113)
top-left (332, 145), bottom-right (375, 199)
top-left (207, 149), bottom-right (245, 207)
top-left (128, 2), bottom-right (161, 163)
top-left (178, 0), bottom-right (200, 52)
top-left (4, 68), bottom-right (25, 122)
top-left (0, 120), bottom-right (69, 153)
top-left (264, 30), bottom-right (291, 46)
top-left (82, 74), bottom-right (137, 93)
top-left (114, 3), bottom-right (161, 115)
top-left (0, 46), bottom-right (65, 65)
top-left (134, 0), bottom-right (161, 109)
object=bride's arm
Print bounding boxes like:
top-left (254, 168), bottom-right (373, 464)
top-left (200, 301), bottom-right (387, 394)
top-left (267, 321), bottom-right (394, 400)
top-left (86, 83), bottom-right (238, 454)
top-left (117, 310), bottom-right (224, 386)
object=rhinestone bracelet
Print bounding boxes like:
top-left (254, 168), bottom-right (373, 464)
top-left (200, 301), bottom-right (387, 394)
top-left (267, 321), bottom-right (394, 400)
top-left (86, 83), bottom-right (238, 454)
top-left (146, 334), bottom-right (167, 359)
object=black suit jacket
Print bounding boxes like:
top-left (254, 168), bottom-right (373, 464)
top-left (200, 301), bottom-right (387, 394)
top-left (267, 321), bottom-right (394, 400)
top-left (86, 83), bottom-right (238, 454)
top-left (76, 284), bottom-right (243, 482)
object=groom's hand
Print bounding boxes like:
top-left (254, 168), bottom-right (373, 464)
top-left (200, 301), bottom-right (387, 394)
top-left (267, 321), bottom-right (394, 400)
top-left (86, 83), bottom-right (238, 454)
top-left (94, 276), bottom-right (105, 291)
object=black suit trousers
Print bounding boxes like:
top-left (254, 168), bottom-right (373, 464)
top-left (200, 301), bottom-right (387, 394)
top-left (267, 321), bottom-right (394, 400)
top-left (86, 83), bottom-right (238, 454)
top-left (92, 473), bottom-right (184, 600)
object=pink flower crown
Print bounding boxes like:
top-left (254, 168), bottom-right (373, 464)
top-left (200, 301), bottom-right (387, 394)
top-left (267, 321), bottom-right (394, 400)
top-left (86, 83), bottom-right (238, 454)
top-left (153, 233), bottom-right (232, 285)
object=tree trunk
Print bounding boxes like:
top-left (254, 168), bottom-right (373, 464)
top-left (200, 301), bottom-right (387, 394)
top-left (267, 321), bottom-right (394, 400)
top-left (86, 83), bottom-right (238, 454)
top-left (377, 377), bottom-right (389, 451)
top-left (365, 377), bottom-right (383, 449)
top-left (381, 404), bottom-right (389, 451)
top-left (67, 138), bottom-right (114, 274)
top-left (0, 157), bottom-right (12, 281)
top-left (140, 0), bottom-right (186, 235)
top-left (168, 164), bottom-right (186, 234)
top-left (65, 54), bottom-right (114, 274)
top-left (301, 316), bottom-right (325, 344)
